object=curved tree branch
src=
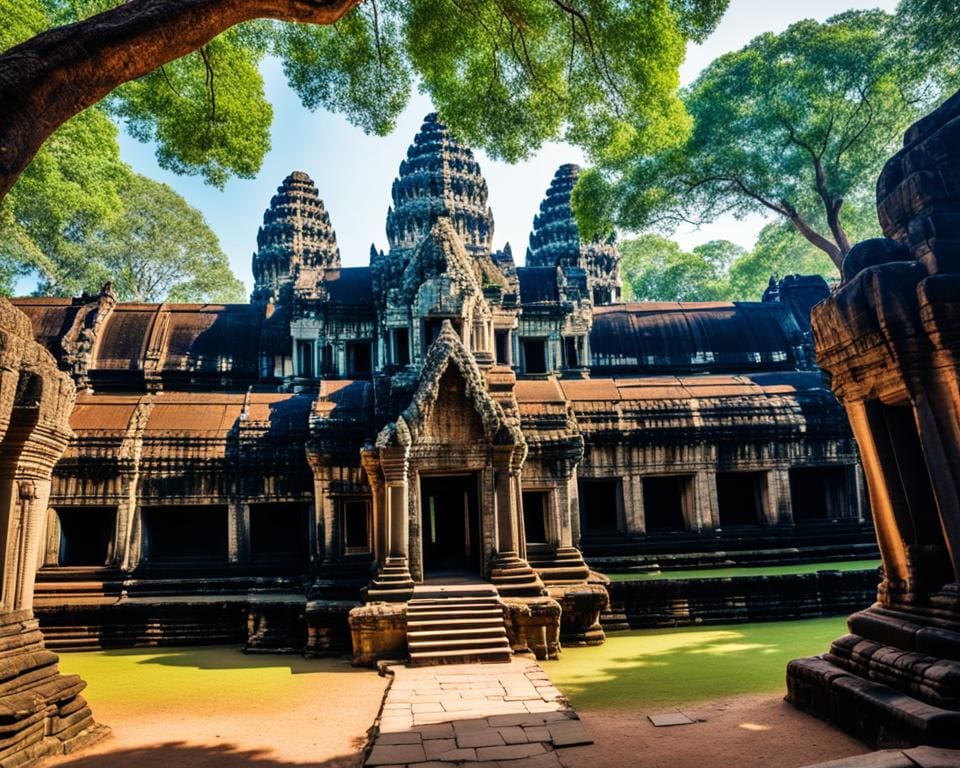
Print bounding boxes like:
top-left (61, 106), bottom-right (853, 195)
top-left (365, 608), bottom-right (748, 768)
top-left (0, 0), bottom-right (362, 200)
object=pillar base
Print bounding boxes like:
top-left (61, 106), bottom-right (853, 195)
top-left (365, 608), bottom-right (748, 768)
top-left (525, 544), bottom-right (591, 584)
top-left (366, 557), bottom-right (415, 603)
top-left (787, 595), bottom-right (960, 748)
top-left (488, 551), bottom-right (546, 598)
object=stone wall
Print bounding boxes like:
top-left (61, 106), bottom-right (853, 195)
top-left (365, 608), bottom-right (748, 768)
top-left (0, 299), bottom-right (104, 767)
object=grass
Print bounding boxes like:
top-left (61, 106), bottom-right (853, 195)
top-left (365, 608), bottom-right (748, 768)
top-left (547, 616), bottom-right (848, 710)
top-left (604, 559), bottom-right (880, 582)
top-left (55, 645), bottom-right (369, 712)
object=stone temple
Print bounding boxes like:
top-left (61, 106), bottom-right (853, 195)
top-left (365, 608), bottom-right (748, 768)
top-left (10, 113), bottom-right (873, 663)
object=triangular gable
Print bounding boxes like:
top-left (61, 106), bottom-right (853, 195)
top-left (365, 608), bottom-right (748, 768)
top-left (376, 320), bottom-right (524, 451)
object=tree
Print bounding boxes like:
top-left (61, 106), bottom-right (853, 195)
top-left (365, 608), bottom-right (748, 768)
top-left (0, 0), bottom-right (729, 201)
top-left (620, 234), bottom-right (730, 301)
top-left (79, 174), bottom-right (245, 303)
top-left (574, 10), bottom-right (945, 270)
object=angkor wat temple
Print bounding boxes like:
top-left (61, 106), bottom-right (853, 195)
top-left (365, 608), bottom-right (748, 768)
top-left (11, 114), bottom-right (873, 661)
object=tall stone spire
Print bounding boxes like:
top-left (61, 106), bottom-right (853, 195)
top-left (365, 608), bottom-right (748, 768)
top-left (526, 164), bottom-right (622, 305)
top-left (385, 113), bottom-right (494, 258)
top-left (252, 171), bottom-right (340, 302)
top-left (526, 163), bottom-right (583, 269)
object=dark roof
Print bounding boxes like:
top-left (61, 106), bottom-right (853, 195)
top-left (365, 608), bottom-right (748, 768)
top-left (322, 267), bottom-right (374, 304)
top-left (12, 298), bottom-right (79, 361)
top-left (590, 302), bottom-right (805, 375)
top-left (516, 267), bottom-right (558, 303)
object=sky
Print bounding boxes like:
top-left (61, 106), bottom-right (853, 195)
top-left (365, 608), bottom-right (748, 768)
top-left (116, 0), bottom-right (898, 295)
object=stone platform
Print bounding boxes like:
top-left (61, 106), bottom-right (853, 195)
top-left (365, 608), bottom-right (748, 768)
top-left (365, 658), bottom-right (590, 767)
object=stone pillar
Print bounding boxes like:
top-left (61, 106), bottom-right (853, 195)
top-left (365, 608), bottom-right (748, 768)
top-left (786, 90), bottom-right (960, 747)
top-left (767, 468), bottom-right (793, 526)
top-left (695, 470), bottom-right (720, 530)
top-left (488, 448), bottom-right (545, 597)
top-left (365, 446), bottom-right (414, 601)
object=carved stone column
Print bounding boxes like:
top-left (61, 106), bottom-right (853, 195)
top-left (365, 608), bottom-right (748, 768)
top-left (488, 447), bottom-right (545, 597)
top-left (365, 446), bottom-right (414, 601)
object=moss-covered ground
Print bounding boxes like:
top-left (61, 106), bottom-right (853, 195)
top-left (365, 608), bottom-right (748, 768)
top-left (605, 559), bottom-right (880, 582)
top-left (547, 616), bottom-right (848, 710)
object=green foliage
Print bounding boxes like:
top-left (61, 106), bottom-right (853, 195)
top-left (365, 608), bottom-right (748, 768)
top-left (726, 224), bottom-right (839, 300)
top-left (620, 234), bottom-right (731, 301)
top-left (897, 0), bottom-right (960, 90)
top-left (578, 10), bottom-right (945, 262)
top-left (83, 175), bottom-right (245, 303)
top-left (109, 28), bottom-right (272, 187)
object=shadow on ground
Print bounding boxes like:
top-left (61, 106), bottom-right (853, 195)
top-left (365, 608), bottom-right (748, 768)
top-left (52, 741), bottom-right (363, 768)
top-left (74, 645), bottom-right (354, 674)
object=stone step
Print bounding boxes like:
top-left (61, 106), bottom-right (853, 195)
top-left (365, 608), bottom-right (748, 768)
top-left (406, 609), bottom-right (504, 622)
top-left (407, 627), bottom-right (507, 639)
top-left (409, 637), bottom-right (510, 651)
top-left (408, 647), bottom-right (512, 667)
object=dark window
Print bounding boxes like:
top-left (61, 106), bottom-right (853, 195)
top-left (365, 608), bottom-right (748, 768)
top-left (342, 499), bottom-right (371, 553)
top-left (142, 505), bottom-right (228, 563)
top-left (580, 479), bottom-right (621, 531)
top-left (57, 507), bottom-right (115, 566)
top-left (716, 472), bottom-right (765, 526)
top-left (495, 330), bottom-right (510, 364)
top-left (320, 344), bottom-right (334, 375)
top-left (563, 337), bottom-right (581, 368)
top-left (642, 476), bottom-right (689, 531)
top-left (425, 318), bottom-right (461, 348)
top-left (249, 504), bottom-right (308, 561)
top-left (297, 340), bottom-right (313, 378)
top-left (789, 467), bottom-right (851, 522)
top-left (522, 339), bottom-right (547, 374)
top-left (522, 491), bottom-right (549, 543)
top-left (393, 328), bottom-right (410, 366)
top-left (346, 341), bottom-right (372, 377)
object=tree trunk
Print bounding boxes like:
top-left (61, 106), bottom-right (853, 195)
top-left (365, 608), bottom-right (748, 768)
top-left (779, 199), bottom-right (845, 271)
top-left (0, 0), bottom-right (361, 201)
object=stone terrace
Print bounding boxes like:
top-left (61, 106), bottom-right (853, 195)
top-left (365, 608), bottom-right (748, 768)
top-left (365, 658), bottom-right (591, 767)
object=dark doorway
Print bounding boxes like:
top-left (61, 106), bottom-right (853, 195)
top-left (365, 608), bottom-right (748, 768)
top-left (57, 506), bottom-right (115, 566)
top-left (522, 491), bottom-right (549, 543)
top-left (142, 505), bottom-right (228, 563)
top-left (249, 503), bottom-right (309, 563)
top-left (522, 339), bottom-right (547, 374)
top-left (717, 472), bottom-right (765, 526)
top-left (346, 341), bottom-right (373, 377)
top-left (789, 467), bottom-right (851, 522)
top-left (580, 479), bottom-right (621, 531)
top-left (642, 476), bottom-right (689, 532)
top-left (420, 474), bottom-right (480, 575)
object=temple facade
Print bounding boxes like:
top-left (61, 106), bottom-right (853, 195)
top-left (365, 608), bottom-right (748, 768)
top-left (12, 114), bottom-right (870, 660)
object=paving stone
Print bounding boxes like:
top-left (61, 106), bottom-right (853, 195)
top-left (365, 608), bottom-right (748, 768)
top-left (457, 730), bottom-right (506, 748)
top-left (497, 726), bottom-right (528, 744)
top-left (412, 702), bottom-right (445, 713)
top-left (377, 732), bottom-right (423, 745)
top-left (648, 712), bottom-right (696, 727)
top-left (367, 743), bottom-right (427, 765)
top-left (423, 738), bottom-right (457, 758)
top-left (547, 720), bottom-right (592, 747)
top-left (475, 742), bottom-right (547, 761)
top-left (416, 723), bottom-right (456, 739)
top-left (523, 726), bottom-right (551, 741)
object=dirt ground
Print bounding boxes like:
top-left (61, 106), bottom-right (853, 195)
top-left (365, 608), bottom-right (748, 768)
top-left (561, 693), bottom-right (871, 768)
top-left (44, 651), bottom-right (389, 768)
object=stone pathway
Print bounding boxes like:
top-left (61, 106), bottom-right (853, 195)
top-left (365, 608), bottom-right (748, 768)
top-left (365, 658), bottom-right (591, 767)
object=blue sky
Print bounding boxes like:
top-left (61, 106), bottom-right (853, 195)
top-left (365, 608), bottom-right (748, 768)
top-left (117, 0), bottom-right (897, 295)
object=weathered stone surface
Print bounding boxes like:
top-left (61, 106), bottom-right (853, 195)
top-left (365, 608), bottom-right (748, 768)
top-left (789, 86), bottom-right (960, 749)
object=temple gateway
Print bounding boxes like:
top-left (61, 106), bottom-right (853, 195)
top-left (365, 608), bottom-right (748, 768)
top-left (12, 114), bottom-right (870, 662)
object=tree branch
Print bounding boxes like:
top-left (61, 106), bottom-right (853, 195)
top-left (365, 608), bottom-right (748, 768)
top-left (0, 0), bottom-right (362, 200)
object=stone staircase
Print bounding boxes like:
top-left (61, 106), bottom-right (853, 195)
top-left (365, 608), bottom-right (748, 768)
top-left (406, 584), bottom-right (512, 666)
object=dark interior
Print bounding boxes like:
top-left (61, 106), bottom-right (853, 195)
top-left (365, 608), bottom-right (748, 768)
top-left (789, 466), bottom-right (849, 522)
top-left (249, 503), bottom-right (309, 561)
top-left (523, 339), bottom-right (547, 374)
top-left (643, 476), bottom-right (688, 531)
top-left (142, 505), bottom-right (228, 563)
top-left (580, 479), bottom-right (620, 531)
top-left (522, 491), bottom-right (549, 543)
top-left (57, 506), bottom-right (115, 566)
top-left (420, 474), bottom-right (480, 574)
top-left (717, 472), bottom-right (764, 526)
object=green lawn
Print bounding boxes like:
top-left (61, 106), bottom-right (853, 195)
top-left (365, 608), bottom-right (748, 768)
top-left (547, 616), bottom-right (848, 710)
top-left (605, 559), bottom-right (880, 582)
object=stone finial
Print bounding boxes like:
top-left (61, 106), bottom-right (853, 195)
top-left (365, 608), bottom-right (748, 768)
top-left (252, 171), bottom-right (340, 303)
top-left (385, 113), bottom-right (495, 257)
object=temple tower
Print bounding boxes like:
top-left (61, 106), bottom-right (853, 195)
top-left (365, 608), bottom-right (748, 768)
top-left (526, 164), bottom-right (622, 305)
top-left (385, 113), bottom-right (494, 260)
top-left (252, 171), bottom-right (340, 303)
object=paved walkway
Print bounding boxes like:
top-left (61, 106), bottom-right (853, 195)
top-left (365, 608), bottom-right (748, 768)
top-left (365, 658), bottom-right (591, 767)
